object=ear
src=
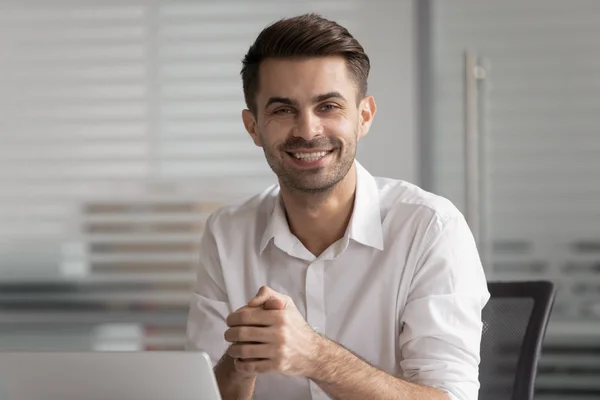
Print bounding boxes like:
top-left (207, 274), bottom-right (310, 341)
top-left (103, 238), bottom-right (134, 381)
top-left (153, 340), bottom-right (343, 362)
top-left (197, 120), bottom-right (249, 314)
top-left (242, 109), bottom-right (262, 147)
top-left (357, 95), bottom-right (377, 140)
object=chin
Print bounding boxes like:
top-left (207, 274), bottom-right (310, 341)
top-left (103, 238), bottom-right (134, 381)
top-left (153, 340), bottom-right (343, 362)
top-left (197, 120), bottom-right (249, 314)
top-left (290, 176), bottom-right (343, 193)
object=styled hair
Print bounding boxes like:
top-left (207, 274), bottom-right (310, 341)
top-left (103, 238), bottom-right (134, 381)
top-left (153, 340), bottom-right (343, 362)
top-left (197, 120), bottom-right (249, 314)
top-left (241, 13), bottom-right (370, 115)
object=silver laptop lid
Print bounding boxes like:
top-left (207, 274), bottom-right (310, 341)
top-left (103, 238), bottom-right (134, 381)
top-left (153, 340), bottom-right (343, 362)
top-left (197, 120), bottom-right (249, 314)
top-left (0, 351), bottom-right (221, 400)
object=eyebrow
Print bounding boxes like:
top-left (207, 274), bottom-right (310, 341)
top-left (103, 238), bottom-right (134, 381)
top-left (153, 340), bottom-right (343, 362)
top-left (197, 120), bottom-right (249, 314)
top-left (313, 91), bottom-right (347, 104)
top-left (265, 91), bottom-right (347, 109)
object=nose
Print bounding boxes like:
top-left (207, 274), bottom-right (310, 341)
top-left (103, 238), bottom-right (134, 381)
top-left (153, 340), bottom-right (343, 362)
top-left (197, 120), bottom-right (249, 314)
top-left (293, 110), bottom-right (324, 141)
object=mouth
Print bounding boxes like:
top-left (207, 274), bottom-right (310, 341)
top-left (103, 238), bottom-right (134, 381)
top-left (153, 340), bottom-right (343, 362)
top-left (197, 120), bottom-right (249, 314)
top-left (285, 149), bottom-right (335, 166)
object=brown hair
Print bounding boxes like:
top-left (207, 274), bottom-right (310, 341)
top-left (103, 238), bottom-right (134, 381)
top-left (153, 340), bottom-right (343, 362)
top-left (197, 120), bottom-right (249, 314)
top-left (241, 13), bottom-right (370, 115)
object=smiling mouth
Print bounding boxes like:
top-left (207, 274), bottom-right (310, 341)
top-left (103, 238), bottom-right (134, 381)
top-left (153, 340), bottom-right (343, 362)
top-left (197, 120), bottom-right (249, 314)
top-left (287, 150), bottom-right (334, 162)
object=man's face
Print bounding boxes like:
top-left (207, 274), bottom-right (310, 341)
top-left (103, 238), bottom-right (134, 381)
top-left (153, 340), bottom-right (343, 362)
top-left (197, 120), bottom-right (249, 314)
top-left (242, 56), bottom-right (375, 193)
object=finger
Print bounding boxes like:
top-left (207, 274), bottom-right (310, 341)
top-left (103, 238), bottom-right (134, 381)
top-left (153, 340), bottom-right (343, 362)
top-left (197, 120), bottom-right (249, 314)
top-left (224, 326), bottom-right (275, 343)
top-left (247, 286), bottom-right (281, 307)
top-left (234, 358), bottom-right (275, 375)
top-left (227, 343), bottom-right (275, 360)
top-left (263, 297), bottom-right (287, 310)
top-left (226, 309), bottom-right (284, 327)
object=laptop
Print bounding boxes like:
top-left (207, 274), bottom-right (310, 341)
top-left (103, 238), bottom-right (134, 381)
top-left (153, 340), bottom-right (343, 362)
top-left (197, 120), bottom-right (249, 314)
top-left (0, 351), bottom-right (221, 400)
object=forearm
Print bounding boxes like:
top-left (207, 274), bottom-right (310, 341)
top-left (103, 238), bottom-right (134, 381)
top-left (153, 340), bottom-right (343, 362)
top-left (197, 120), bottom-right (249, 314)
top-left (214, 352), bottom-right (256, 400)
top-left (309, 337), bottom-right (449, 400)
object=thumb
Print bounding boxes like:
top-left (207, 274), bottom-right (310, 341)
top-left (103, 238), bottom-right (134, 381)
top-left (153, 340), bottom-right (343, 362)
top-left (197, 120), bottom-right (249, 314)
top-left (247, 285), bottom-right (277, 307)
top-left (263, 297), bottom-right (287, 310)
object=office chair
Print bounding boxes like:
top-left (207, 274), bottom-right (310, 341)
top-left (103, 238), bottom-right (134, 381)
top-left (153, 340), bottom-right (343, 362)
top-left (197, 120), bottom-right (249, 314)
top-left (479, 280), bottom-right (556, 400)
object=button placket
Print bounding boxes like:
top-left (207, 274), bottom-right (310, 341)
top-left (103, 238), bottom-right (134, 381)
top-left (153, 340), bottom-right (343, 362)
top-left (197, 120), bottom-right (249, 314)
top-left (304, 261), bottom-right (327, 399)
top-left (304, 261), bottom-right (326, 333)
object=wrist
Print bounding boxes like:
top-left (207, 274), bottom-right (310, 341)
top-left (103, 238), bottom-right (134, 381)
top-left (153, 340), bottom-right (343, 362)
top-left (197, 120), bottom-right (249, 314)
top-left (215, 353), bottom-right (256, 400)
top-left (305, 333), bottom-right (332, 381)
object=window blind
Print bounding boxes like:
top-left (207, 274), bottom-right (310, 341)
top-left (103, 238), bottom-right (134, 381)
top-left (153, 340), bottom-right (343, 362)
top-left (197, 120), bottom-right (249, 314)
top-left (0, 0), bottom-right (360, 351)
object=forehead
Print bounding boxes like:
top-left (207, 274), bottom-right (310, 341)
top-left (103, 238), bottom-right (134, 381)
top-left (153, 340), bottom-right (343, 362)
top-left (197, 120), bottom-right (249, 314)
top-left (256, 56), bottom-right (356, 103)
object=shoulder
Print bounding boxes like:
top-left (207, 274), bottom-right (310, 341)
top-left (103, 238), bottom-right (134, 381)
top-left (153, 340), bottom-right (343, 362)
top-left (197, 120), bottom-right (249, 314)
top-left (205, 184), bottom-right (279, 236)
top-left (375, 176), bottom-right (462, 226)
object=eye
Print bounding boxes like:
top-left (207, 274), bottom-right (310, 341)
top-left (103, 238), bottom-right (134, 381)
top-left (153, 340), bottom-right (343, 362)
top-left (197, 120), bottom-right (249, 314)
top-left (319, 103), bottom-right (339, 112)
top-left (273, 108), bottom-right (294, 115)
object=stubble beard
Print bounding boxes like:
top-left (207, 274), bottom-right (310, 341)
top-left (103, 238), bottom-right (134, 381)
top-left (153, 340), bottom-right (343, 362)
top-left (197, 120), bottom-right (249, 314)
top-left (262, 134), bottom-right (357, 194)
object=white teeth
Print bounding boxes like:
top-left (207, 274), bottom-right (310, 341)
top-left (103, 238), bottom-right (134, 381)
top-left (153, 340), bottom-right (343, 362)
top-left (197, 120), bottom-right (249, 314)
top-left (292, 151), bottom-right (328, 162)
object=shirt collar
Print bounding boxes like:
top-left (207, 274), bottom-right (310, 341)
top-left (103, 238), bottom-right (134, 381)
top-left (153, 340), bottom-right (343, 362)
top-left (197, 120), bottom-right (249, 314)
top-left (259, 160), bottom-right (384, 255)
top-left (259, 190), bottom-right (298, 255)
top-left (347, 161), bottom-right (384, 251)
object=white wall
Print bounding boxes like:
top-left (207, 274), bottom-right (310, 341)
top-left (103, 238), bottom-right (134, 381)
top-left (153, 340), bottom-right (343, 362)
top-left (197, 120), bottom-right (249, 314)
top-left (354, 0), bottom-right (418, 184)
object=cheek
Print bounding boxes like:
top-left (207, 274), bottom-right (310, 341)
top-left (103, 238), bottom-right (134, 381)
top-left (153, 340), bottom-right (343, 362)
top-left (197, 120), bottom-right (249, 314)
top-left (257, 131), bottom-right (283, 154)
top-left (323, 117), bottom-right (356, 138)
top-left (261, 122), bottom-right (290, 145)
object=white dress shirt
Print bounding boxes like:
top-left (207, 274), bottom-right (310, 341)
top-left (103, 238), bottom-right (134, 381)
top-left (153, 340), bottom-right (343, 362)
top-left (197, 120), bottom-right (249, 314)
top-left (186, 161), bottom-right (490, 400)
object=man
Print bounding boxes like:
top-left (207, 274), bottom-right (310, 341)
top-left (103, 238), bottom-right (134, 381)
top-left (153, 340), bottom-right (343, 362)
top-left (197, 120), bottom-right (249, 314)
top-left (186, 13), bottom-right (489, 400)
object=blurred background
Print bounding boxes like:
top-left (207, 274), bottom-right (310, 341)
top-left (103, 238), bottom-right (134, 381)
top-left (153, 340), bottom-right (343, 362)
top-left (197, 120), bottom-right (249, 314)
top-left (0, 0), bottom-right (598, 398)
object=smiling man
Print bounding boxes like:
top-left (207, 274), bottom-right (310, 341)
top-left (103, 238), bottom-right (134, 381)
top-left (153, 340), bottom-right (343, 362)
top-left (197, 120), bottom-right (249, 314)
top-left (186, 13), bottom-right (489, 400)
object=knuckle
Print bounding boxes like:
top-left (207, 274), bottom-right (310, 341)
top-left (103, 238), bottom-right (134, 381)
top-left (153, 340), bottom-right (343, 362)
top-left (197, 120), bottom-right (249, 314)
top-left (281, 313), bottom-right (291, 325)
top-left (274, 329), bottom-right (285, 344)
top-left (280, 329), bottom-right (292, 344)
top-left (283, 346), bottom-right (292, 360)
top-left (239, 346), bottom-right (251, 358)
top-left (274, 312), bottom-right (286, 325)
top-left (274, 343), bottom-right (286, 357)
top-left (258, 285), bottom-right (270, 295)
top-left (238, 311), bottom-right (251, 326)
top-left (237, 326), bottom-right (247, 339)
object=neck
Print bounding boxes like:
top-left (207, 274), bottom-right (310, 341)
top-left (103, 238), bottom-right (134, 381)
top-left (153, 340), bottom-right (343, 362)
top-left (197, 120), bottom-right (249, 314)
top-left (280, 164), bottom-right (357, 257)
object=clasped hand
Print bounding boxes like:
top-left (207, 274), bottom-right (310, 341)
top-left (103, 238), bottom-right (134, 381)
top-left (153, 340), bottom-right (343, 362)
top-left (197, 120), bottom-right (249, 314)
top-left (224, 286), bottom-right (322, 377)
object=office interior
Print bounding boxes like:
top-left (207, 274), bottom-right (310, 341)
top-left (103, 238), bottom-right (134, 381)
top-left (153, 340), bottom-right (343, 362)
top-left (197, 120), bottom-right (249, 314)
top-left (0, 1), bottom-right (598, 399)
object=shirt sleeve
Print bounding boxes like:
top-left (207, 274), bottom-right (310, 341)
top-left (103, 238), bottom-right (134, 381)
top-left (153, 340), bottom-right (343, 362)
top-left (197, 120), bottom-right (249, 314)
top-left (398, 211), bottom-right (490, 400)
top-left (185, 213), bottom-right (231, 367)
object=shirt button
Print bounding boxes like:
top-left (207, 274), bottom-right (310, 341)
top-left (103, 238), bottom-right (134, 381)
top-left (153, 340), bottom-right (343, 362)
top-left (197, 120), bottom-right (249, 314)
top-left (312, 326), bottom-right (322, 333)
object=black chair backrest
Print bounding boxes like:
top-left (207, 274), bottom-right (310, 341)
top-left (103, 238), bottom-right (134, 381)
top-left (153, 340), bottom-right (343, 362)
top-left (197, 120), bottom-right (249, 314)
top-left (479, 281), bottom-right (556, 400)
